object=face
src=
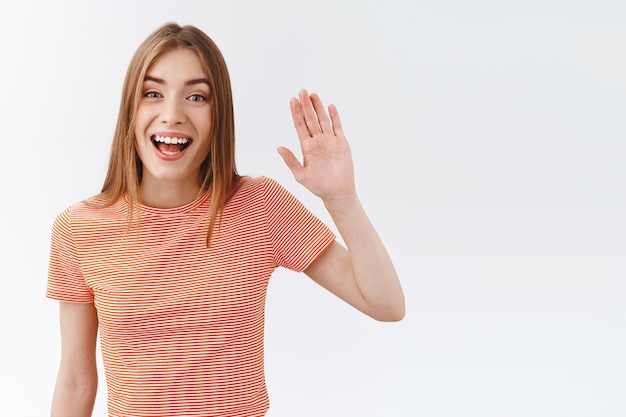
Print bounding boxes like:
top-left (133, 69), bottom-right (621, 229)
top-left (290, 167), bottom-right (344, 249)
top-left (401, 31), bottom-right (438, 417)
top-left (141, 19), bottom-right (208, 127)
top-left (134, 48), bottom-right (212, 192)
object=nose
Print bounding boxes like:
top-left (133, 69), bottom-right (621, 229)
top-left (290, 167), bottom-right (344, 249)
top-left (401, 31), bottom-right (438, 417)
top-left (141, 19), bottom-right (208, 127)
top-left (160, 97), bottom-right (186, 125)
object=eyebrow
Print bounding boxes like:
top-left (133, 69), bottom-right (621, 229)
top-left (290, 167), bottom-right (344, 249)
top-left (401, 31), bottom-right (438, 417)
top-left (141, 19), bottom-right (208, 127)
top-left (143, 75), bottom-right (210, 87)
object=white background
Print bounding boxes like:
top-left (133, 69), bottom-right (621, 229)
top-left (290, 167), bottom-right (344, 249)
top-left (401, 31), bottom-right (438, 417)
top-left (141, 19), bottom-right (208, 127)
top-left (1, 0), bottom-right (625, 416)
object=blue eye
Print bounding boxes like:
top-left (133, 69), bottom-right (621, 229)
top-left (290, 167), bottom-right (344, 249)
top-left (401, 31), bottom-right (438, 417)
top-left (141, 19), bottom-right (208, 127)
top-left (188, 94), bottom-right (206, 102)
top-left (144, 91), bottom-right (162, 99)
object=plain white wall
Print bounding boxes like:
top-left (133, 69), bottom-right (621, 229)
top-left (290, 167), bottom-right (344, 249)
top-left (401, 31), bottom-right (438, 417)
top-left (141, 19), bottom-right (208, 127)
top-left (1, 0), bottom-right (624, 416)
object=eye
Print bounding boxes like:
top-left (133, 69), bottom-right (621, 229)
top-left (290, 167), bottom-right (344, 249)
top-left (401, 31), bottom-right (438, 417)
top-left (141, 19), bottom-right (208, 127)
top-left (143, 91), bottom-right (162, 99)
top-left (188, 94), bottom-right (207, 102)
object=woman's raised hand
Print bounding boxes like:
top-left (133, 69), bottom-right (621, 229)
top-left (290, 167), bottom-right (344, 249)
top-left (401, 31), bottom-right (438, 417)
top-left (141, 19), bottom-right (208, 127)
top-left (277, 89), bottom-right (356, 203)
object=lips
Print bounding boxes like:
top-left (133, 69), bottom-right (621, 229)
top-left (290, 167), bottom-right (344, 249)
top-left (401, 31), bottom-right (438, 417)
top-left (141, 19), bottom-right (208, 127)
top-left (151, 134), bottom-right (193, 155)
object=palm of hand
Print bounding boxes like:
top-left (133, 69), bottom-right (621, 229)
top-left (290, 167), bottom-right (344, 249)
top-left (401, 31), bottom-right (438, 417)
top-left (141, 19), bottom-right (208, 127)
top-left (278, 90), bottom-right (356, 202)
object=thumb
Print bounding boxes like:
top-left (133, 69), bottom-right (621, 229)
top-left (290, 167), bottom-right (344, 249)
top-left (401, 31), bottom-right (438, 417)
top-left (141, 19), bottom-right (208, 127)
top-left (277, 147), bottom-right (304, 179)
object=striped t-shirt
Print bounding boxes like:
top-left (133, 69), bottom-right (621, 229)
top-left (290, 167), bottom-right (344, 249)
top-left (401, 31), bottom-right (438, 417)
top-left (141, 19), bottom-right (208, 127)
top-left (46, 176), bottom-right (335, 417)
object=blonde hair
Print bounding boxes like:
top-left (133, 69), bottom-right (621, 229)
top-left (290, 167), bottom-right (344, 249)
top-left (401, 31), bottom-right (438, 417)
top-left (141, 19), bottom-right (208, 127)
top-left (99, 22), bottom-right (241, 244)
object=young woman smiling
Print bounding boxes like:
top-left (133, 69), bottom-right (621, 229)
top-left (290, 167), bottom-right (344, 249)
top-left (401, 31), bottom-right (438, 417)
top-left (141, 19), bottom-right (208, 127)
top-left (47, 22), bottom-right (405, 417)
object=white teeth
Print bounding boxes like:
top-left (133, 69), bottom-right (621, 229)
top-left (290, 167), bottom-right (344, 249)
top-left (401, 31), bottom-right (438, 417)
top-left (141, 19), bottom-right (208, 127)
top-left (153, 135), bottom-right (190, 145)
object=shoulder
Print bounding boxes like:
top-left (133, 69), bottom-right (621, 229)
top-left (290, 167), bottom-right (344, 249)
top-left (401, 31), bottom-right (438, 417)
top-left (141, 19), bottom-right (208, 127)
top-left (225, 176), bottom-right (302, 218)
top-left (236, 175), bottom-right (283, 191)
top-left (231, 176), bottom-right (291, 201)
top-left (52, 194), bottom-right (125, 228)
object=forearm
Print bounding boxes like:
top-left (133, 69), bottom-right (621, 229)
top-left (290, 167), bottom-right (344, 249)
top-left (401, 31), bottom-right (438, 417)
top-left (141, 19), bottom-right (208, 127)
top-left (51, 369), bottom-right (97, 417)
top-left (283, 89), bottom-right (405, 320)
top-left (324, 194), bottom-right (405, 321)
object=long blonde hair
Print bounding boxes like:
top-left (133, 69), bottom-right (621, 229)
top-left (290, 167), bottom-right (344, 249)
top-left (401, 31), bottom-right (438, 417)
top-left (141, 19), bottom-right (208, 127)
top-left (99, 22), bottom-right (241, 244)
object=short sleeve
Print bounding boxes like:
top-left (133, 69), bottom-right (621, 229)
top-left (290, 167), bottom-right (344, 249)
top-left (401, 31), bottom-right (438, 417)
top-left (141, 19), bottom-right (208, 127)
top-left (261, 177), bottom-right (335, 272)
top-left (46, 206), bottom-right (94, 302)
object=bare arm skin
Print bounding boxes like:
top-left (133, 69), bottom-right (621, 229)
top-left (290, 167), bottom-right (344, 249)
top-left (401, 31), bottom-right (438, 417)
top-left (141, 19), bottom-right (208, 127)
top-left (277, 89), bottom-right (405, 322)
top-left (51, 302), bottom-right (99, 417)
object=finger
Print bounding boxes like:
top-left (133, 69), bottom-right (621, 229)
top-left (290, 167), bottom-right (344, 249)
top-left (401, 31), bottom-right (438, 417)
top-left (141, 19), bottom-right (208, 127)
top-left (290, 97), bottom-right (312, 142)
top-left (298, 89), bottom-right (322, 135)
top-left (310, 93), bottom-right (332, 134)
top-left (277, 146), bottom-right (305, 183)
top-left (328, 104), bottom-right (345, 137)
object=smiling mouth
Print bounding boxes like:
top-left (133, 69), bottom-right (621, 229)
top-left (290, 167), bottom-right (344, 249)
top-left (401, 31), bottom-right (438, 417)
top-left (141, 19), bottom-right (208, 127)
top-left (151, 135), bottom-right (192, 155)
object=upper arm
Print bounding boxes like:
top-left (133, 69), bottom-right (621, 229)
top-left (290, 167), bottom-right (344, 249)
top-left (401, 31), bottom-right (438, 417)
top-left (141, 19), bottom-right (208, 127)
top-left (304, 241), bottom-right (371, 316)
top-left (56, 301), bottom-right (99, 382)
top-left (51, 302), bottom-right (99, 416)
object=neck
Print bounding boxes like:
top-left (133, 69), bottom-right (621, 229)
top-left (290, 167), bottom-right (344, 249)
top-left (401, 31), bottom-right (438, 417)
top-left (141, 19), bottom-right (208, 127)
top-left (139, 177), bottom-right (202, 208)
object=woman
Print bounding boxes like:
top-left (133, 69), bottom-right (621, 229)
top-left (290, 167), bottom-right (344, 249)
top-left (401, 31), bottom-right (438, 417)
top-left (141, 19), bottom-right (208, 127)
top-left (47, 22), bottom-right (405, 417)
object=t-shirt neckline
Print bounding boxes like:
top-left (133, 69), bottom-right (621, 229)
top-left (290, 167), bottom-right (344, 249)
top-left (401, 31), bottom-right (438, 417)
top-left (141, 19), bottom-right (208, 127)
top-left (123, 190), bottom-right (211, 216)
